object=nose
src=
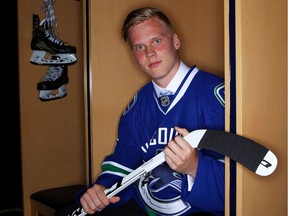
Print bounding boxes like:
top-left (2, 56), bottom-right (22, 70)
top-left (146, 46), bottom-right (156, 59)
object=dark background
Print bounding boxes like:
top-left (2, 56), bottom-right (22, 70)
top-left (0, 0), bottom-right (23, 214)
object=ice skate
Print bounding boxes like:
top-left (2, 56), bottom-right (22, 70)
top-left (30, 14), bottom-right (77, 65)
top-left (37, 65), bottom-right (69, 101)
top-left (38, 85), bottom-right (67, 101)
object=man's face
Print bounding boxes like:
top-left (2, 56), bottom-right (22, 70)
top-left (128, 17), bottom-right (181, 87)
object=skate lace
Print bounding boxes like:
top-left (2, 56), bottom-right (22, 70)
top-left (42, 66), bottom-right (64, 81)
top-left (45, 28), bottom-right (64, 46)
top-left (41, 0), bottom-right (58, 32)
top-left (41, 0), bottom-right (62, 45)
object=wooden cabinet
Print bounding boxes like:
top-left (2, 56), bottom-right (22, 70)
top-left (18, 0), bottom-right (86, 215)
top-left (86, 0), bottom-right (225, 180)
top-left (86, 0), bottom-right (287, 215)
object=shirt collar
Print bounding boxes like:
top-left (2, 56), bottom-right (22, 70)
top-left (153, 61), bottom-right (190, 97)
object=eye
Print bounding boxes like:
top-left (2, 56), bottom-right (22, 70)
top-left (154, 39), bottom-right (161, 44)
top-left (135, 45), bottom-right (144, 51)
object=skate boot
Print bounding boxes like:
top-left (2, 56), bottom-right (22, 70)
top-left (37, 65), bottom-right (69, 101)
top-left (30, 14), bottom-right (77, 65)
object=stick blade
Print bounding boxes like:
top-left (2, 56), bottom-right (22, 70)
top-left (255, 150), bottom-right (278, 176)
top-left (185, 129), bottom-right (278, 176)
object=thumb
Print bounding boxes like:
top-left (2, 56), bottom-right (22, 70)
top-left (174, 126), bottom-right (189, 136)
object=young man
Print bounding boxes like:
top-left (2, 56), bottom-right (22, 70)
top-left (77, 7), bottom-right (225, 216)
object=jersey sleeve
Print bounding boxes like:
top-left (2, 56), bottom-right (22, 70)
top-left (181, 150), bottom-right (225, 212)
top-left (201, 77), bottom-right (225, 130)
top-left (181, 71), bottom-right (225, 213)
top-left (94, 92), bottom-right (144, 206)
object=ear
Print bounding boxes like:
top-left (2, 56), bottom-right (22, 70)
top-left (173, 33), bottom-right (181, 50)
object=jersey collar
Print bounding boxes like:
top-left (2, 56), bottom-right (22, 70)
top-left (153, 61), bottom-right (190, 98)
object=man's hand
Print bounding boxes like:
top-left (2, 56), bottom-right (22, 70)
top-left (80, 184), bottom-right (120, 214)
top-left (164, 127), bottom-right (198, 177)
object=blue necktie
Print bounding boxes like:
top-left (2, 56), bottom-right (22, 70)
top-left (160, 90), bottom-right (173, 96)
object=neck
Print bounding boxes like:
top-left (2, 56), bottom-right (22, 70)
top-left (153, 60), bottom-right (181, 88)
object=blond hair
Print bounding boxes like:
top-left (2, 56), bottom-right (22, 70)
top-left (121, 7), bottom-right (174, 43)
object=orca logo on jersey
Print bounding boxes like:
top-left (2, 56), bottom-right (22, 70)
top-left (137, 163), bottom-right (191, 215)
top-left (122, 94), bottom-right (137, 115)
top-left (214, 83), bottom-right (225, 107)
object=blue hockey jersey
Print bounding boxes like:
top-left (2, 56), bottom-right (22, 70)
top-left (94, 65), bottom-right (225, 215)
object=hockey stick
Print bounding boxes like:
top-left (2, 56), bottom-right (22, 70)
top-left (68, 129), bottom-right (277, 216)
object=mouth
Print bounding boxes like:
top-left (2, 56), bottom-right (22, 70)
top-left (148, 60), bottom-right (161, 68)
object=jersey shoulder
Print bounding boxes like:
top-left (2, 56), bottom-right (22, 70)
top-left (193, 70), bottom-right (225, 107)
top-left (122, 82), bottom-right (154, 115)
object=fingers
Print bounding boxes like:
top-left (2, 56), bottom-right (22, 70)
top-left (164, 127), bottom-right (198, 176)
top-left (165, 136), bottom-right (191, 161)
top-left (174, 126), bottom-right (189, 136)
top-left (80, 184), bottom-right (114, 214)
top-left (164, 127), bottom-right (190, 156)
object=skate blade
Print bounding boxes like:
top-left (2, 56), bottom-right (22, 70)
top-left (39, 85), bottom-right (67, 101)
top-left (30, 50), bottom-right (77, 65)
